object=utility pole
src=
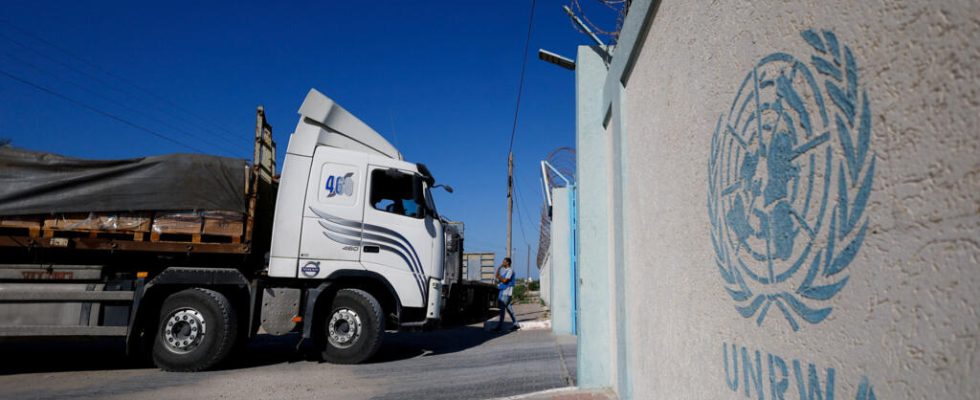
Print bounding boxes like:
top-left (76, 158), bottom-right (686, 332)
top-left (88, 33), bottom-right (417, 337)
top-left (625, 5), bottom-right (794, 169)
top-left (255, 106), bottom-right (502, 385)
top-left (506, 0), bottom-right (534, 263)
top-left (506, 152), bottom-right (514, 260)
top-left (526, 243), bottom-right (531, 283)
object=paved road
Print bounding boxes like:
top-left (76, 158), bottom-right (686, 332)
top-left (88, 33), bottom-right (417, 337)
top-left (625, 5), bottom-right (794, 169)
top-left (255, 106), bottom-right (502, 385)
top-left (0, 309), bottom-right (575, 400)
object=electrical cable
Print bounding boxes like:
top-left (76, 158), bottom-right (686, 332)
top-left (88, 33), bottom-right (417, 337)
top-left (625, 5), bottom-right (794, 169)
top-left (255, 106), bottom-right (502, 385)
top-left (0, 68), bottom-right (209, 153)
top-left (0, 52), bottom-right (241, 157)
top-left (512, 174), bottom-right (535, 248)
top-left (507, 0), bottom-right (537, 153)
top-left (514, 164), bottom-right (533, 233)
top-left (0, 31), bottom-right (248, 155)
top-left (0, 20), bottom-right (250, 147)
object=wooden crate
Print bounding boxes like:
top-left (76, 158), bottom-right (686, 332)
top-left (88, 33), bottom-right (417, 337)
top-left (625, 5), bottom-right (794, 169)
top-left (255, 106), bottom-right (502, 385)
top-left (0, 216), bottom-right (42, 237)
top-left (202, 211), bottom-right (244, 238)
top-left (152, 212), bottom-right (203, 235)
top-left (43, 213), bottom-right (151, 232)
top-left (0, 216), bottom-right (42, 229)
top-left (44, 213), bottom-right (99, 231)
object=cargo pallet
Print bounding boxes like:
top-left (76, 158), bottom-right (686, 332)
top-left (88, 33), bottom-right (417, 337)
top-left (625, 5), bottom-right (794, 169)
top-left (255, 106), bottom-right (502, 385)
top-left (0, 212), bottom-right (251, 254)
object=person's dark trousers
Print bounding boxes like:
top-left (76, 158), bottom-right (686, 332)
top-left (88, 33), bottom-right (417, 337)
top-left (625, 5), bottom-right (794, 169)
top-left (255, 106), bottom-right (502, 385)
top-left (497, 295), bottom-right (516, 328)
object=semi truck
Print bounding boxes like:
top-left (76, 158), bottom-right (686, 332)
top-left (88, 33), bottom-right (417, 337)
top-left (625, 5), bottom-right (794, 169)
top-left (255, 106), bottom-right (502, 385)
top-left (0, 89), bottom-right (460, 371)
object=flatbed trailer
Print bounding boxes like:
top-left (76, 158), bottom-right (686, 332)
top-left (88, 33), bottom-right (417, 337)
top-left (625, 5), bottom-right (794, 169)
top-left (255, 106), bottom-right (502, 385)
top-left (0, 107), bottom-right (276, 257)
top-left (0, 107), bottom-right (276, 349)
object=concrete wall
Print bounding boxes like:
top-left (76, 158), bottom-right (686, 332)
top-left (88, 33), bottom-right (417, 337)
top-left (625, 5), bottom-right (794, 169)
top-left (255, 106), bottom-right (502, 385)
top-left (539, 249), bottom-right (551, 306)
top-left (550, 187), bottom-right (574, 335)
top-left (575, 0), bottom-right (980, 398)
top-left (575, 45), bottom-right (614, 388)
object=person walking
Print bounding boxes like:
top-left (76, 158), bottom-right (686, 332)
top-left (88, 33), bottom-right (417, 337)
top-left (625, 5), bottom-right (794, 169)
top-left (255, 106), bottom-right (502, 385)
top-left (493, 257), bottom-right (519, 331)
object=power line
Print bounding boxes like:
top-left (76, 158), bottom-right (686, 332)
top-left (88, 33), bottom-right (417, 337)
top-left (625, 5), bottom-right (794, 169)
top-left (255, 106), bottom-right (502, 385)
top-left (514, 162), bottom-right (534, 234)
top-left (505, 0), bottom-right (538, 260)
top-left (507, 0), bottom-right (537, 153)
top-left (0, 52), bottom-right (242, 157)
top-left (513, 174), bottom-right (534, 247)
top-left (0, 68), bottom-right (209, 154)
top-left (0, 20), bottom-right (249, 147)
top-left (514, 195), bottom-right (531, 247)
top-left (0, 30), bottom-right (248, 155)
top-left (0, 31), bottom-right (133, 105)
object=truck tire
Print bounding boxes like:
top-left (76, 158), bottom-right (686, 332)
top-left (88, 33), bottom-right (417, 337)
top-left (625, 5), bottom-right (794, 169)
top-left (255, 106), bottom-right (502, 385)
top-left (152, 288), bottom-right (238, 372)
top-left (320, 288), bottom-right (384, 364)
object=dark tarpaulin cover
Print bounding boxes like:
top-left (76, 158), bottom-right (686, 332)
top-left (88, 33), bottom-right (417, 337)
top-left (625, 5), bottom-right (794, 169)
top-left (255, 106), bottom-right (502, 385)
top-left (0, 147), bottom-right (246, 216)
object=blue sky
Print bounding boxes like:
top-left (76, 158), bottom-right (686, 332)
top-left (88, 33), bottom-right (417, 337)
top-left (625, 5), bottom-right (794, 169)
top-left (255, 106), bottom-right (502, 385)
top-left (0, 1), bottom-right (619, 279)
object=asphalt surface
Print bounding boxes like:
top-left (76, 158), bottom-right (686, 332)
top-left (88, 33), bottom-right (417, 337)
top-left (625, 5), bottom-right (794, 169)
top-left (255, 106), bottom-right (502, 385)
top-left (0, 306), bottom-right (576, 400)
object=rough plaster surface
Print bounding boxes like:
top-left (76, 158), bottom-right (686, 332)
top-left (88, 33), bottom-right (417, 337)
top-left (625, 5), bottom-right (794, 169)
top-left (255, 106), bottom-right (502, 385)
top-left (615, 0), bottom-right (979, 398)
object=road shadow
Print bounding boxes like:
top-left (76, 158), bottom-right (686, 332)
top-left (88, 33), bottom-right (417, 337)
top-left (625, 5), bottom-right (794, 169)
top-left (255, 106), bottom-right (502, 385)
top-left (0, 337), bottom-right (142, 375)
top-left (0, 321), bottom-right (519, 374)
top-left (368, 323), bottom-right (516, 363)
top-left (440, 308), bottom-right (497, 327)
top-left (0, 334), bottom-right (322, 375)
top-left (215, 333), bottom-right (318, 370)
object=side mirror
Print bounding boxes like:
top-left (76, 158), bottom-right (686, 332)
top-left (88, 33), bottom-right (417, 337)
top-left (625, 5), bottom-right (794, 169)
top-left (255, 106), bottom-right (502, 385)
top-left (433, 184), bottom-right (454, 194)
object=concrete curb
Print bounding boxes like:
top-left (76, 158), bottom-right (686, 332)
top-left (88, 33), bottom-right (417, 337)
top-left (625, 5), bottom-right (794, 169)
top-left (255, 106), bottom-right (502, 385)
top-left (489, 387), bottom-right (579, 399)
top-left (490, 387), bottom-right (618, 400)
top-left (519, 320), bottom-right (552, 331)
top-left (482, 319), bottom-right (552, 331)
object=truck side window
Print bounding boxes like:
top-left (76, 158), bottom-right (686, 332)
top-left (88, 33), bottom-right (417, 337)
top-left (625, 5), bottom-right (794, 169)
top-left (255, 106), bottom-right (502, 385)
top-left (370, 169), bottom-right (423, 219)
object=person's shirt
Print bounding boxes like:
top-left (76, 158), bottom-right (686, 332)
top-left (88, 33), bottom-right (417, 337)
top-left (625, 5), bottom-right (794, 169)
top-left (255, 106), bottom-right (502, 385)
top-left (500, 267), bottom-right (515, 297)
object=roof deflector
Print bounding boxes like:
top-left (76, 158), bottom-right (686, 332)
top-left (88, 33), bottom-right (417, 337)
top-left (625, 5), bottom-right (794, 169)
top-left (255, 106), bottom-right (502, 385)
top-left (297, 89), bottom-right (402, 160)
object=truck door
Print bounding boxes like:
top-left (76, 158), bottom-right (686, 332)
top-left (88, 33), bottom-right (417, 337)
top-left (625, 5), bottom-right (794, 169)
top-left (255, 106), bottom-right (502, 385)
top-left (298, 147), bottom-right (368, 278)
top-left (359, 166), bottom-right (437, 308)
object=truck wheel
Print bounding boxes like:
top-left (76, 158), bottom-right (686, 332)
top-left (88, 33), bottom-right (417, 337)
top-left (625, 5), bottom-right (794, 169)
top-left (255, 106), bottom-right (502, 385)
top-left (320, 288), bottom-right (384, 364)
top-left (152, 288), bottom-right (238, 372)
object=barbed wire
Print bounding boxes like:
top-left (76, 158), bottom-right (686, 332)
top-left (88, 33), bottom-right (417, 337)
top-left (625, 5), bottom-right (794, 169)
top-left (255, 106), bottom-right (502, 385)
top-left (535, 147), bottom-right (577, 268)
top-left (536, 203), bottom-right (551, 268)
top-left (568, 0), bottom-right (629, 43)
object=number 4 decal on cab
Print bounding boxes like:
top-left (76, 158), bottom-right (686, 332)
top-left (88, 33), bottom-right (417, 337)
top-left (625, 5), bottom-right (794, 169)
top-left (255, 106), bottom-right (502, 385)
top-left (326, 172), bottom-right (355, 198)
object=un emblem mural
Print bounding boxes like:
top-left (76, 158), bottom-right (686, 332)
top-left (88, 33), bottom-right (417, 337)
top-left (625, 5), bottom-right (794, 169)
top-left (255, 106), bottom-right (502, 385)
top-left (708, 29), bottom-right (875, 331)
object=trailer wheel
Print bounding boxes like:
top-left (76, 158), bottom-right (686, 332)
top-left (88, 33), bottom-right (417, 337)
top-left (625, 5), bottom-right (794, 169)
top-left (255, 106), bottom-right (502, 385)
top-left (152, 288), bottom-right (238, 372)
top-left (319, 288), bottom-right (384, 364)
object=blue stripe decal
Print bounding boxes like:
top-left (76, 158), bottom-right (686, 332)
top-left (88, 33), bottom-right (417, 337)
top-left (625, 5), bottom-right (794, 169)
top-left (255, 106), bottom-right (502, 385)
top-left (310, 207), bottom-right (428, 304)
top-left (316, 220), bottom-right (427, 298)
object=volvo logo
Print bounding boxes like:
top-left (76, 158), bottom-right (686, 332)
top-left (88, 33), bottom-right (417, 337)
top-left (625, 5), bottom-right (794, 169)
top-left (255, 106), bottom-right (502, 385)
top-left (301, 261), bottom-right (321, 278)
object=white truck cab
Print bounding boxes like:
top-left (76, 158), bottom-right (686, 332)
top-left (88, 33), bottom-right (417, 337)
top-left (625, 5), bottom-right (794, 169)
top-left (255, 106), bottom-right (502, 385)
top-left (269, 89), bottom-right (445, 323)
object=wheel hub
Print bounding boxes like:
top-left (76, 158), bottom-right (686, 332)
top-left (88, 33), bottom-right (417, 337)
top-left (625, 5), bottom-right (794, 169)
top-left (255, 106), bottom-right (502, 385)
top-left (328, 308), bottom-right (362, 349)
top-left (163, 308), bottom-right (207, 354)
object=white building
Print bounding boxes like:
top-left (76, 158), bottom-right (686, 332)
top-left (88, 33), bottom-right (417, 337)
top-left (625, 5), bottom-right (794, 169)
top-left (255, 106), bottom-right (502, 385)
top-left (570, 1), bottom-right (980, 399)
